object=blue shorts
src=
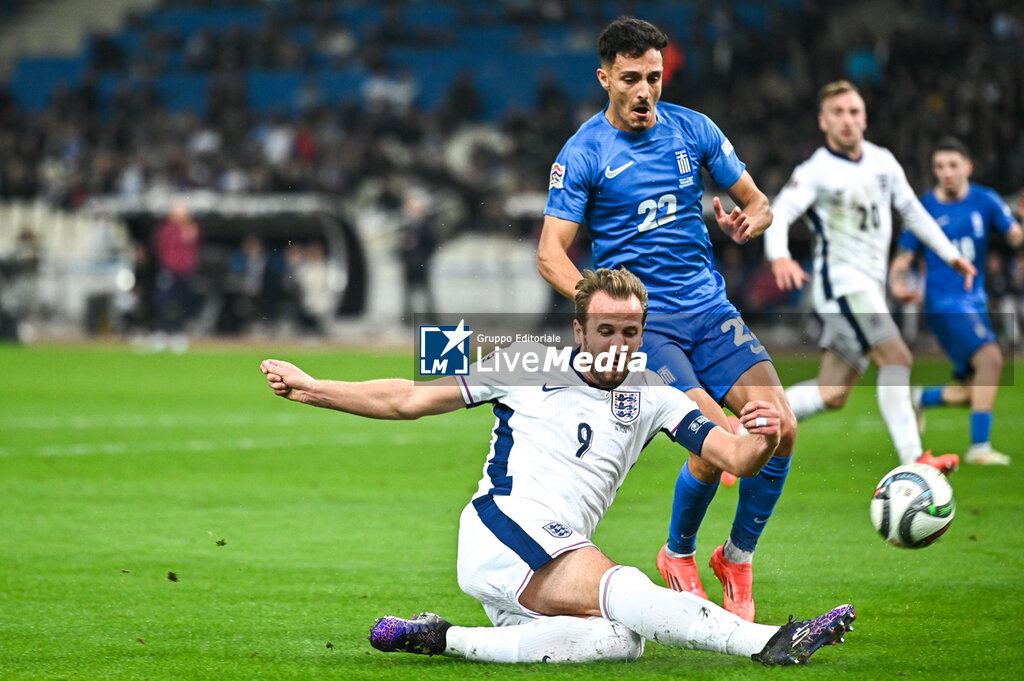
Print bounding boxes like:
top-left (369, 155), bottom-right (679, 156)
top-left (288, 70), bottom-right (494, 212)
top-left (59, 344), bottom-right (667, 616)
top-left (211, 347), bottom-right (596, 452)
top-left (926, 305), bottom-right (998, 380)
top-left (642, 301), bottom-right (773, 402)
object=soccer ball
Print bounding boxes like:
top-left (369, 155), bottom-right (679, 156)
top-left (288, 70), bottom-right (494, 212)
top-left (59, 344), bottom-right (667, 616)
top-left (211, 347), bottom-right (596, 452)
top-left (870, 463), bottom-right (955, 548)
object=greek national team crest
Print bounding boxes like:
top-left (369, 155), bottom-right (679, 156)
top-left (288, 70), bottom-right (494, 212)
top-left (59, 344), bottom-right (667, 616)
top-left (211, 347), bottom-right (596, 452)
top-left (542, 521), bottom-right (573, 538)
top-left (675, 150), bottom-right (692, 174)
top-left (419, 319), bottom-right (472, 376)
top-left (675, 149), bottom-right (695, 187)
top-left (611, 389), bottom-right (641, 423)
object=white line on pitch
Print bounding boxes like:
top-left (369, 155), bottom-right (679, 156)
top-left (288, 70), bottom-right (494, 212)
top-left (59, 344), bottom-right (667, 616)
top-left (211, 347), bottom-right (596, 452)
top-left (0, 431), bottom-right (454, 458)
top-left (0, 411), bottom-right (309, 431)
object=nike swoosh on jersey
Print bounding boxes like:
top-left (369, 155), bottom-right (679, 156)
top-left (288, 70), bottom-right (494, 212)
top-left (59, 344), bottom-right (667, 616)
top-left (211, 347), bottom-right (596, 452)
top-left (604, 161), bottom-right (635, 178)
top-left (541, 384), bottom-right (568, 392)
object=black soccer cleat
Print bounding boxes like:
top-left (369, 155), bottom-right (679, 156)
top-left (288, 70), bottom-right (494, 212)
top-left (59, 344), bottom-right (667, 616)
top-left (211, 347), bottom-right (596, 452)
top-left (751, 604), bottom-right (855, 666)
top-left (368, 611), bottom-right (451, 656)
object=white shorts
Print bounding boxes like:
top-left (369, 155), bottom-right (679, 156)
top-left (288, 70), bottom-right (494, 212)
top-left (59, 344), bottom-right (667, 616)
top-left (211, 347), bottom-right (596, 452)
top-left (817, 287), bottom-right (900, 374)
top-left (456, 495), bottom-right (595, 626)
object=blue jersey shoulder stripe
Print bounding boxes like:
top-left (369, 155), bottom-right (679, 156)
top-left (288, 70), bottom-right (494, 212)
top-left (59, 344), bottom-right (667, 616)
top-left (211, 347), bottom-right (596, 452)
top-left (485, 402), bottom-right (515, 495)
top-left (808, 209), bottom-right (833, 300)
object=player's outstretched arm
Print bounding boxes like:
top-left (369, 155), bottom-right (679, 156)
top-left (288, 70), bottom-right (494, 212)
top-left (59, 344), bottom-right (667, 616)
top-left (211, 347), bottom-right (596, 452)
top-left (714, 171), bottom-right (773, 244)
top-left (260, 359), bottom-right (465, 419)
top-left (699, 400), bottom-right (780, 477)
top-left (538, 215), bottom-right (584, 300)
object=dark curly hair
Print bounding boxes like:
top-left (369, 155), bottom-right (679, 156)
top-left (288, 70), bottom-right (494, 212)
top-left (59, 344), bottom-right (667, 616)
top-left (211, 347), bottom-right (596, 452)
top-left (598, 16), bottom-right (668, 66)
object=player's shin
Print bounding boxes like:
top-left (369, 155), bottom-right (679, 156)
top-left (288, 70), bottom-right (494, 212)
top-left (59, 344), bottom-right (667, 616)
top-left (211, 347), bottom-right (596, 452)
top-left (785, 379), bottom-right (826, 420)
top-left (599, 565), bottom-right (776, 655)
top-left (877, 366), bottom-right (923, 463)
top-left (731, 454), bottom-right (791, 553)
top-left (666, 460), bottom-right (719, 555)
top-left (444, 616), bottom-right (643, 663)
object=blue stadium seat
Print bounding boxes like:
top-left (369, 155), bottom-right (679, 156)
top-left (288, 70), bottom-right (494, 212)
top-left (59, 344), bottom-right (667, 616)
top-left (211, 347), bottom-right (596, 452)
top-left (144, 7), bottom-right (268, 34)
top-left (9, 55), bottom-right (89, 111)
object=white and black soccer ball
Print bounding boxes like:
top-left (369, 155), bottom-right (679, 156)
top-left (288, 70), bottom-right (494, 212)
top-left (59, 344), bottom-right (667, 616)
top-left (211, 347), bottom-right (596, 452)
top-left (870, 463), bottom-right (955, 548)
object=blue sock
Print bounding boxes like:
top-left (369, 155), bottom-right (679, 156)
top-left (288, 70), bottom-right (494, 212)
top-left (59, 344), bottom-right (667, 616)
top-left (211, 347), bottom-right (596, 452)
top-left (730, 455), bottom-right (792, 552)
top-left (971, 411), bottom-right (993, 446)
top-left (921, 387), bottom-right (945, 408)
top-left (666, 461), bottom-right (719, 555)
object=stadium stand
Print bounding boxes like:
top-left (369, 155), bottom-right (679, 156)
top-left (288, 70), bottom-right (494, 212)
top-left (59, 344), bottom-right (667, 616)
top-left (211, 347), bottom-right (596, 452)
top-left (1, 0), bottom-right (1021, 341)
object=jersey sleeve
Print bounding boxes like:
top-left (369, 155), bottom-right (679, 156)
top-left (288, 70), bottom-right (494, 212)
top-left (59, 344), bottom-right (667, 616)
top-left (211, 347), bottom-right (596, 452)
top-left (544, 139), bottom-right (596, 224)
top-left (897, 209), bottom-right (924, 254)
top-left (766, 161), bottom-right (817, 261)
top-left (697, 114), bottom-right (745, 190)
top-left (648, 383), bottom-right (717, 455)
top-left (456, 347), bottom-right (512, 407)
top-left (982, 186), bottom-right (1017, 235)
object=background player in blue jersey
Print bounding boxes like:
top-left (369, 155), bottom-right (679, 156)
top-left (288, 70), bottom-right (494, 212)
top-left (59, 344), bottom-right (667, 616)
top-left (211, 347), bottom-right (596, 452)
top-left (537, 16), bottom-right (790, 622)
top-left (890, 137), bottom-right (1022, 465)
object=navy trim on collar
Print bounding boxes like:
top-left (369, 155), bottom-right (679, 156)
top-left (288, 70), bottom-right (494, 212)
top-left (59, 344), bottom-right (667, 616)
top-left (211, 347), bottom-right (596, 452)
top-left (824, 143), bottom-right (862, 163)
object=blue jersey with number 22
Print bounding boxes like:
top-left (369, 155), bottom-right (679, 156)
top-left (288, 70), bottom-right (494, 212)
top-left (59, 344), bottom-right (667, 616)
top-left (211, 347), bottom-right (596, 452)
top-left (545, 102), bottom-right (745, 314)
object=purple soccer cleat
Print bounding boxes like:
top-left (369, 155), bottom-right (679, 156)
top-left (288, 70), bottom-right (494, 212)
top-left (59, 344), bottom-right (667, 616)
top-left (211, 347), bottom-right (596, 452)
top-left (368, 611), bottom-right (451, 656)
top-left (751, 604), bottom-right (856, 666)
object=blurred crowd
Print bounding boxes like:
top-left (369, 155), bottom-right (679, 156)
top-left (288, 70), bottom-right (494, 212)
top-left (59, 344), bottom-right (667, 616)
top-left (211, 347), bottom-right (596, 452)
top-left (1, 0), bottom-right (1023, 341)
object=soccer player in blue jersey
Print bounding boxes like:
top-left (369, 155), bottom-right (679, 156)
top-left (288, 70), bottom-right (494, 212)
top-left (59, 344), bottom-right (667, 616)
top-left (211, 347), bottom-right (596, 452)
top-left (890, 137), bottom-right (1022, 465)
top-left (537, 16), bottom-right (788, 622)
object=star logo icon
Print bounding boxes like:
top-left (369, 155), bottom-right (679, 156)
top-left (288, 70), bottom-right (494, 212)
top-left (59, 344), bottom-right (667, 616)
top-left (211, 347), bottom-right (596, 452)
top-left (418, 319), bottom-right (473, 376)
top-left (440, 319), bottom-right (472, 358)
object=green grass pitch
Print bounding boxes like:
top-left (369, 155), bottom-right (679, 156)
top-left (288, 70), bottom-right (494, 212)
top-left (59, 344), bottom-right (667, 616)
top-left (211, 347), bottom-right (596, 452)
top-left (2, 344), bottom-right (1022, 680)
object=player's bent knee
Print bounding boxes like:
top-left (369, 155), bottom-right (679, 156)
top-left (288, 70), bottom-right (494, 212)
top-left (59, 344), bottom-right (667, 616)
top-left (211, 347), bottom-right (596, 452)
top-left (689, 453), bottom-right (721, 479)
top-left (776, 402), bottom-right (798, 457)
top-left (975, 343), bottom-right (1003, 373)
top-left (821, 389), bottom-right (850, 411)
top-left (577, 617), bottom-right (645, 662)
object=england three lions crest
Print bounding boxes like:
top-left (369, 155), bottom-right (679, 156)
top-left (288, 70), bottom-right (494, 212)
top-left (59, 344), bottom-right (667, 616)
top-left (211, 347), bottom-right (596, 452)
top-left (611, 389), bottom-right (641, 423)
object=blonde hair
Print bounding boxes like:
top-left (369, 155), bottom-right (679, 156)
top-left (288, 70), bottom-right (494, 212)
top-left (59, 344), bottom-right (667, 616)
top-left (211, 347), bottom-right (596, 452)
top-left (574, 267), bottom-right (648, 326)
top-left (817, 79), bottom-right (862, 111)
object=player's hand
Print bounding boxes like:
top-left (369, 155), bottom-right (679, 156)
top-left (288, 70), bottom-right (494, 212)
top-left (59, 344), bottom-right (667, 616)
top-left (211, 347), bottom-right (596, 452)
top-left (713, 196), bottom-right (753, 244)
top-left (949, 256), bottom-right (977, 292)
top-left (738, 400), bottom-right (780, 436)
top-left (261, 359), bottom-right (314, 402)
top-left (770, 258), bottom-right (810, 291)
top-left (889, 277), bottom-right (921, 304)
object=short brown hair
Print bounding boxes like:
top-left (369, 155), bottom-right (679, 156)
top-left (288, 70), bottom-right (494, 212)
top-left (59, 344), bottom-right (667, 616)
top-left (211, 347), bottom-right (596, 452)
top-left (598, 16), bottom-right (668, 66)
top-left (817, 80), bottom-right (862, 111)
top-left (574, 267), bottom-right (648, 326)
top-left (931, 136), bottom-right (971, 160)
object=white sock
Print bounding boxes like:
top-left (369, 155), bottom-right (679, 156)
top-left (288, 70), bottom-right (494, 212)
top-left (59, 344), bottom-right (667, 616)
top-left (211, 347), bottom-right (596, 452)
top-left (665, 546), bottom-right (694, 559)
top-left (599, 565), bottom-right (777, 656)
top-left (786, 379), bottom-right (826, 421)
top-left (724, 538), bottom-right (754, 564)
top-left (444, 615), bottom-right (643, 662)
top-left (877, 366), bottom-right (922, 464)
